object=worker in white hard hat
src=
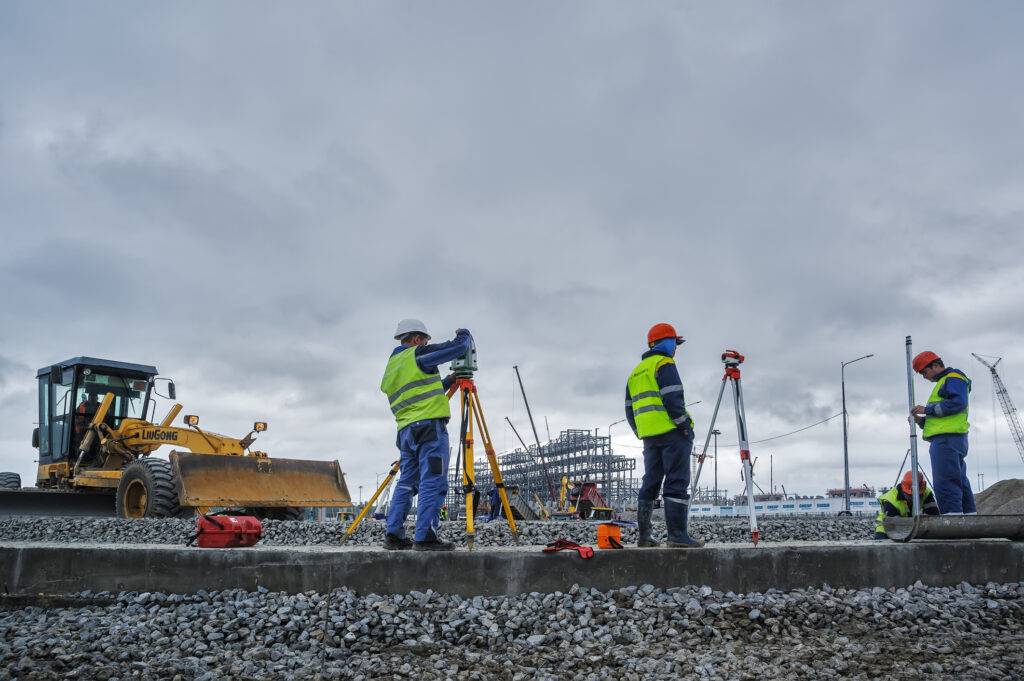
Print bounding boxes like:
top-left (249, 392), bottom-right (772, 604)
top-left (379, 319), bottom-right (473, 551)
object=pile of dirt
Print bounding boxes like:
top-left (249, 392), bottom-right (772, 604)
top-left (975, 478), bottom-right (1024, 514)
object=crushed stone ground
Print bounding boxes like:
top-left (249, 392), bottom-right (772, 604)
top-left (1, 581), bottom-right (1021, 680)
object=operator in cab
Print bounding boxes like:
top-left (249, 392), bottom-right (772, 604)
top-left (379, 319), bottom-right (472, 551)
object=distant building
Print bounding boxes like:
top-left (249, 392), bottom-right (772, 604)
top-left (690, 496), bottom-right (879, 517)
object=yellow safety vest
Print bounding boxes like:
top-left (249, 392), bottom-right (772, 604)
top-left (380, 347), bottom-right (450, 430)
top-left (626, 354), bottom-right (692, 438)
top-left (922, 371), bottom-right (970, 441)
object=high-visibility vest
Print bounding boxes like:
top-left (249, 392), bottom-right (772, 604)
top-left (922, 370), bottom-right (971, 441)
top-left (380, 347), bottom-right (450, 430)
top-left (874, 485), bottom-right (935, 534)
top-left (626, 355), bottom-right (692, 438)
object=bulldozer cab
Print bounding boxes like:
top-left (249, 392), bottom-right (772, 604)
top-left (35, 357), bottom-right (158, 471)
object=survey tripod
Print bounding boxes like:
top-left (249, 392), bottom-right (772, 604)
top-left (345, 459), bottom-right (400, 537)
top-left (448, 369), bottom-right (520, 548)
top-left (690, 350), bottom-right (761, 544)
top-left (346, 357), bottom-right (520, 547)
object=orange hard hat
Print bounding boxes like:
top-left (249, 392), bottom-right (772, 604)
top-left (912, 351), bottom-right (941, 373)
top-left (647, 323), bottom-right (685, 346)
top-left (900, 471), bottom-right (926, 495)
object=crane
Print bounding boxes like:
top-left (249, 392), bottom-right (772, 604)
top-left (972, 353), bottom-right (1024, 466)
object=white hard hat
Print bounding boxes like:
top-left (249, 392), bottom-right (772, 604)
top-left (393, 318), bottom-right (430, 340)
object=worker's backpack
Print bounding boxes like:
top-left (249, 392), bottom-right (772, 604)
top-left (189, 511), bottom-right (262, 548)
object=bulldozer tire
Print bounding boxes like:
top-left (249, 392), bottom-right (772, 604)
top-left (247, 507), bottom-right (306, 521)
top-left (116, 459), bottom-right (182, 519)
top-left (0, 472), bottom-right (21, 490)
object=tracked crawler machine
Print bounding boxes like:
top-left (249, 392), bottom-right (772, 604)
top-left (0, 357), bottom-right (351, 519)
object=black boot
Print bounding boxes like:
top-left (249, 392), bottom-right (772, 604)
top-left (636, 500), bottom-right (660, 547)
top-left (383, 533), bottom-right (413, 550)
top-left (664, 498), bottom-right (704, 548)
top-left (413, 529), bottom-right (454, 552)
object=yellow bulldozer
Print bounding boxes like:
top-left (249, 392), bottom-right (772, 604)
top-left (0, 357), bottom-right (351, 519)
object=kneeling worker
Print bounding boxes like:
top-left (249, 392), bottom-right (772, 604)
top-left (625, 322), bottom-right (703, 548)
top-left (380, 319), bottom-right (472, 551)
top-left (874, 471), bottom-right (940, 539)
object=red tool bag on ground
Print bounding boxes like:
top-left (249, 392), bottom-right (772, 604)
top-left (542, 538), bottom-right (594, 559)
top-left (189, 511), bottom-right (263, 548)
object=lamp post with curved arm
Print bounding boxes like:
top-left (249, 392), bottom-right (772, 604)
top-left (841, 354), bottom-right (874, 514)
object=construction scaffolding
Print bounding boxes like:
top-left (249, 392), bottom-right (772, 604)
top-left (447, 429), bottom-right (638, 513)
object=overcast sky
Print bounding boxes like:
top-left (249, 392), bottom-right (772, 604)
top-left (2, 2), bottom-right (1023, 504)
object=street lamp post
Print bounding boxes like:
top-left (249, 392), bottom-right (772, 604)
top-left (607, 418), bottom-right (627, 443)
top-left (841, 354), bottom-right (874, 514)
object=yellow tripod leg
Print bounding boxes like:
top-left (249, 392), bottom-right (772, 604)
top-left (462, 387), bottom-right (476, 549)
top-left (471, 391), bottom-right (519, 538)
top-left (345, 460), bottom-right (399, 537)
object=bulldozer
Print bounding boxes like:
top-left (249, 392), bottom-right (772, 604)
top-left (0, 357), bottom-right (352, 519)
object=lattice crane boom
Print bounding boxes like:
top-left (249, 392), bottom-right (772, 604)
top-left (972, 353), bottom-right (1024, 466)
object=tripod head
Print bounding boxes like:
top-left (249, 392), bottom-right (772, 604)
top-left (452, 341), bottom-right (478, 378)
top-left (721, 349), bottom-right (745, 366)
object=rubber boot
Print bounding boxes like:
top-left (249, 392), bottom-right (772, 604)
top-left (664, 498), bottom-right (704, 548)
top-left (636, 500), bottom-right (660, 548)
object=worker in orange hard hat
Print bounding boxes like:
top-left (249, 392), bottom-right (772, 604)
top-left (873, 471), bottom-right (939, 539)
top-left (625, 322), bottom-right (703, 548)
top-left (910, 350), bottom-right (976, 515)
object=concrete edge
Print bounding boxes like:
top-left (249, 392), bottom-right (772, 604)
top-left (2, 541), bottom-right (1022, 598)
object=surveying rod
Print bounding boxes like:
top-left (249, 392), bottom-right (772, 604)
top-left (904, 336), bottom-right (922, 517)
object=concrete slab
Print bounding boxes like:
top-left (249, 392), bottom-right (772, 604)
top-left (1, 540), bottom-right (1022, 598)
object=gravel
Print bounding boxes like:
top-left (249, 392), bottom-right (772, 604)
top-left (0, 516), bottom-right (876, 547)
top-left (1, 580), bottom-right (1021, 680)
top-left (976, 478), bottom-right (1024, 515)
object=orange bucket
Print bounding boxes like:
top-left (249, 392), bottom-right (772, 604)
top-left (597, 523), bottom-right (622, 549)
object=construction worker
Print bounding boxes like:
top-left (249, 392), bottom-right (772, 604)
top-left (380, 319), bottom-right (473, 551)
top-left (873, 471), bottom-right (940, 539)
top-left (910, 351), bottom-right (977, 515)
top-left (625, 322), bottom-right (703, 548)
top-left (487, 484), bottom-right (502, 522)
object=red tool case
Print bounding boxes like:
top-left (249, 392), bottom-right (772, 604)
top-left (190, 512), bottom-right (263, 548)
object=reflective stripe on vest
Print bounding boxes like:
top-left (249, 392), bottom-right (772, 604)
top-left (626, 355), bottom-right (691, 438)
top-left (922, 371), bottom-right (971, 441)
top-left (380, 347), bottom-right (451, 430)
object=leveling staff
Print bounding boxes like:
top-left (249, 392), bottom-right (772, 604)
top-left (380, 319), bottom-right (472, 551)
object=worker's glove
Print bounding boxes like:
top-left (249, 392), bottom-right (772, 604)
top-left (455, 328), bottom-right (471, 337)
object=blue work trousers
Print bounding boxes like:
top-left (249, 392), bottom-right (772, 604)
top-left (928, 433), bottom-right (976, 514)
top-left (638, 427), bottom-right (694, 504)
top-left (487, 489), bottom-right (502, 522)
top-left (385, 418), bottom-right (450, 541)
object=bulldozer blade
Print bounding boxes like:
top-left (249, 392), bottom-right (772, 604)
top-left (170, 452), bottom-right (352, 508)
top-left (884, 514), bottom-right (1024, 542)
top-left (0, 488), bottom-right (114, 517)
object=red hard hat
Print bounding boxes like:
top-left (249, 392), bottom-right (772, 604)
top-left (900, 471), bottom-right (926, 495)
top-left (647, 323), bottom-right (685, 346)
top-left (912, 351), bottom-right (941, 373)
